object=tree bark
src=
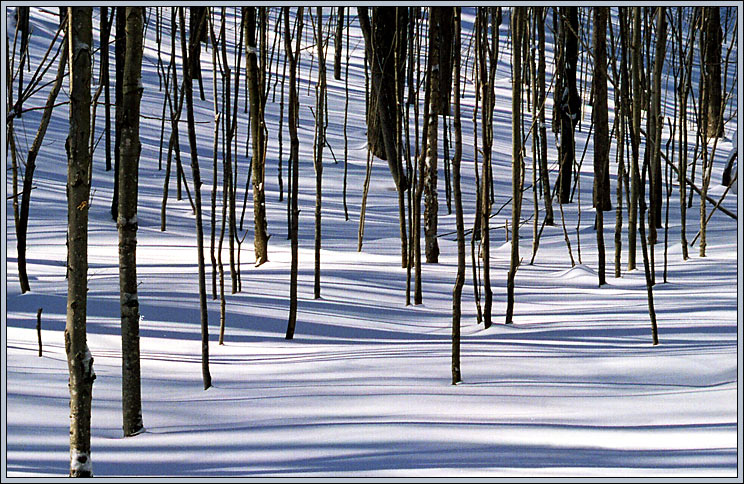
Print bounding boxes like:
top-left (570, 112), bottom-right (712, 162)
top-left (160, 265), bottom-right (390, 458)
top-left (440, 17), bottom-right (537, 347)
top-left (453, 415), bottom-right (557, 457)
top-left (357, 7), bottom-right (409, 267)
top-left (245, 7), bottom-right (269, 265)
top-left (101, 7), bottom-right (112, 172)
top-left (423, 7), bottom-right (448, 264)
top-left (506, 7), bottom-right (525, 325)
top-left (593, 7), bottom-right (610, 286)
top-left (648, 6), bottom-right (667, 247)
top-left (333, 7), bottom-right (344, 81)
top-left (285, 7), bottom-right (303, 339)
top-left (558, 7), bottom-right (580, 204)
top-left (313, 7), bottom-right (326, 300)
top-left (179, 7), bottom-right (211, 389)
top-left (117, 6), bottom-right (145, 437)
top-left (112, 7), bottom-right (126, 221)
top-left (703, 6), bottom-right (723, 138)
top-left (536, 7), bottom-right (553, 226)
top-left (628, 7), bottom-right (641, 271)
top-left (65, 7), bottom-right (95, 477)
top-left (16, 38), bottom-right (68, 294)
top-left (451, 7), bottom-right (463, 385)
top-left (678, 8), bottom-right (695, 261)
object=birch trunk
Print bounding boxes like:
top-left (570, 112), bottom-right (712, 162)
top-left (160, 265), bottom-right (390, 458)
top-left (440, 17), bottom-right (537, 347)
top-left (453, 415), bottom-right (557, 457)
top-left (65, 7), bottom-right (95, 476)
top-left (117, 6), bottom-right (145, 437)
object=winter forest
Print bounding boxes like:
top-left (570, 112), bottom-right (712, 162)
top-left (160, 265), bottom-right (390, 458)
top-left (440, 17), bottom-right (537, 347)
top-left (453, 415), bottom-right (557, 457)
top-left (3, 5), bottom-right (740, 478)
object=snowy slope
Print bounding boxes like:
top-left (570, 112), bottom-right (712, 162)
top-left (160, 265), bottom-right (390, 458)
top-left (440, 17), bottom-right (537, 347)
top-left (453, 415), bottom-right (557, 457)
top-left (3, 7), bottom-right (740, 477)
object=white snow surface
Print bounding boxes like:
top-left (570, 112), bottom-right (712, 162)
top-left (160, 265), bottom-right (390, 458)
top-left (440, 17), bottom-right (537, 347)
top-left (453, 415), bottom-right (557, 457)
top-left (3, 7), bottom-right (741, 478)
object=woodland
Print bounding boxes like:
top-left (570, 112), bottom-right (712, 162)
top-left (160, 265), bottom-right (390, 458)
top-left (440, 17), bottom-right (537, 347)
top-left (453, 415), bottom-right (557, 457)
top-left (4, 6), bottom-right (740, 478)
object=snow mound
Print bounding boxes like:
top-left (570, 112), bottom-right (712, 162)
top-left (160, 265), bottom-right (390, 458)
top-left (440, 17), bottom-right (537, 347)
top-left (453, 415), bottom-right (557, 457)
top-left (552, 264), bottom-right (600, 286)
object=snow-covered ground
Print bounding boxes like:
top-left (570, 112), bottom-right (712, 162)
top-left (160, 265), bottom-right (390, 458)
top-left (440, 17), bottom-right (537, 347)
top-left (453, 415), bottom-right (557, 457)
top-left (3, 7), bottom-right (741, 477)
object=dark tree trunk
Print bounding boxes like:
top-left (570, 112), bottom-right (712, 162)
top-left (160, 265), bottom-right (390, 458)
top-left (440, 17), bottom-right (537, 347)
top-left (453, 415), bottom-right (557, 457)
top-left (536, 7), bottom-right (553, 226)
top-left (245, 7), bottom-right (269, 265)
top-left (112, 7), bottom-right (126, 221)
top-left (648, 6), bottom-right (667, 248)
top-left (16, 34), bottom-right (69, 295)
top-left (15, 7), bottom-right (29, 118)
top-left (65, 7), bottom-right (95, 477)
top-left (189, 7), bottom-right (207, 100)
top-left (451, 7), bottom-right (463, 385)
top-left (592, 7), bottom-right (610, 286)
top-left (117, 6), bottom-right (145, 438)
top-left (179, 7), bottom-right (211, 389)
top-left (313, 7), bottom-right (326, 300)
top-left (334, 7), bottom-right (344, 81)
top-left (357, 7), bottom-right (409, 267)
top-left (558, 7), bottom-right (580, 204)
top-left (422, 7), bottom-right (454, 264)
top-left (506, 7), bottom-right (526, 325)
top-left (285, 7), bottom-right (304, 339)
top-left (703, 7), bottom-right (723, 138)
top-left (101, 7), bottom-right (112, 172)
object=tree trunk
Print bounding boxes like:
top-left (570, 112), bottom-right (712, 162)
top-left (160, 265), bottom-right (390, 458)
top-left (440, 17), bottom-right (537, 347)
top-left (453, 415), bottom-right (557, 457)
top-left (65, 7), bottom-right (95, 477)
top-left (536, 7), bottom-right (553, 226)
top-left (117, 6), bottom-right (145, 437)
top-left (628, 7), bottom-right (641, 271)
top-left (101, 7), bottom-right (112, 172)
top-left (648, 6), bottom-right (667, 248)
top-left (478, 7), bottom-right (497, 327)
top-left (558, 7), bottom-right (580, 204)
top-left (16, 37), bottom-right (68, 294)
top-left (357, 7), bottom-right (409, 267)
top-left (189, 7), bottom-right (207, 101)
top-left (678, 8), bottom-right (694, 261)
top-left (423, 7), bottom-right (447, 264)
top-left (334, 7), bottom-right (344, 81)
top-left (313, 7), bottom-right (326, 300)
top-left (285, 7), bottom-right (303, 339)
top-left (451, 7), bottom-right (463, 385)
top-left (703, 6), bottom-right (723, 138)
top-left (112, 7), bottom-right (126, 221)
top-left (506, 7), bottom-right (525, 325)
top-left (245, 7), bottom-right (269, 265)
top-left (218, 10), bottom-right (236, 294)
top-left (179, 7), bottom-right (212, 389)
top-left (15, 7), bottom-right (30, 118)
top-left (592, 7), bottom-right (610, 286)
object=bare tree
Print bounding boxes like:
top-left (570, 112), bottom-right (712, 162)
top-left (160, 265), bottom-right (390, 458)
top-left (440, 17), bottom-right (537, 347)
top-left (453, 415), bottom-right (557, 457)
top-left (334, 7), bottom-right (344, 81)
top-left (112, 7), bottom-right (126, 221)
top-left (285, 7), bottom-right (304, 340)
top-left (557, 7), bottom-right (580, 204)
top-left (117, 6), bottom-right (145, 437)
top-left (536, 7), bottom-right (553, 226)
top-left (630, 7), bottom-right (659, 345)
top-left (593, 7), bottom-right (610, 286)
top-left (15, 30), bottom-right (68, 294)
top-left (451, 6), bottom-right (463, 385)
top-left (506, 7), bottom-right (526, 325)
top-left (179, 7), bottom-right (212, 389)
top-left (477, 7), bottom-right (498, 327)
top-left (423, 7), bottom-right (454, 264)
top-left (65, 7), bottom-right (95, 476)
top-left (357, 7), bottom-right (410, 268)
top-left (627, 7), bottom-right (640, 271)
top-left (313, 7), bottom-right (326, 299)
top-left (100, 7), bottom-right (112, 172)
top-left (702, 6), bottom-right (723, 138)
top-left (245, 7), bottom-right (269, 265)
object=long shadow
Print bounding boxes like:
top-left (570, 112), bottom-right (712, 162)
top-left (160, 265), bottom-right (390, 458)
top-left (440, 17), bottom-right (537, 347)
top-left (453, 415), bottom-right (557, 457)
top-left (6, 421), bottom-right (736, 476)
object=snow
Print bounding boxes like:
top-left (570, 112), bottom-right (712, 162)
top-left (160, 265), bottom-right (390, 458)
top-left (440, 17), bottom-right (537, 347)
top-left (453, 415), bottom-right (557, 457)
top-left (3, 6), bottom-right (741, 478)
top-left (69, 450), bottom-right (91, 475)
